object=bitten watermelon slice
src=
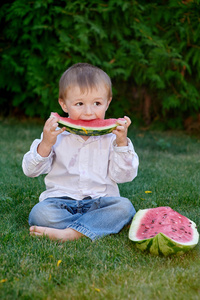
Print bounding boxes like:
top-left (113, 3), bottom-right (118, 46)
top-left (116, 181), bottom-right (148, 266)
top-left (51, 112), bottom-right (126, 136)
top-left (129, 207), bottom-right (199, 256)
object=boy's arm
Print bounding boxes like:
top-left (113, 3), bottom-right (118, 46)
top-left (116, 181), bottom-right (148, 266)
top-left (22, 116), bottom-right (66, 177)
top-left (109, 139), bottom-right (139, 183)
top-left (22, 137), bottom-right (54, 177)
top-left (109, 116), bottom-right (139, 183)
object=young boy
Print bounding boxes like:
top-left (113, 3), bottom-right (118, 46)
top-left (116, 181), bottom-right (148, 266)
top-left (22, 63), bottom-right (139, 242)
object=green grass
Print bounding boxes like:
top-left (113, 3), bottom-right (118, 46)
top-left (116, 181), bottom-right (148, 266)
top-left (0, 119), bottom-right (200, 300)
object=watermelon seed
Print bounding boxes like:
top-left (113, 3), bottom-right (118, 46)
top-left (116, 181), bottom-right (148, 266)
top-left (142, 224), bottom-right (145, 226)
top-left (155, 232), bottom-right (158, 234)
top-left (151, 219), bottom-right (155, 223)
top-left (188, 225), bottom-right (191, 227)
top-left (150, 235), bottom-right (155, 238)
top-left (189, 222), bottom-right (192, 224)
top-left (185, 231), bottom-right (187, 233)
top-left (189, 232), bottom-right (191, 235)
top-left (159, 222), bottom-right (162, 225)
top-left (172, 229), bottom-right (176, 232)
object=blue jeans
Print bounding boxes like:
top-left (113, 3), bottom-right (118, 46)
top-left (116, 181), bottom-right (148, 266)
top-left (29, 196), bottom-right (136, 241)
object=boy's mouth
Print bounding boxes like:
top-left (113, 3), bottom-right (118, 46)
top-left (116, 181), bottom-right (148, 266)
top-left (79, 118), bottom-right (99, 121)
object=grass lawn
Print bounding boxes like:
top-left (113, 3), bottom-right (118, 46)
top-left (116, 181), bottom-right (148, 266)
top-left (0, 119), bottom-right (199, 300)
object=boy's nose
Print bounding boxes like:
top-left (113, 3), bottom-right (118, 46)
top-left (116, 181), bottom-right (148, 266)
top-left (84, 105), bottom-right (93, 115)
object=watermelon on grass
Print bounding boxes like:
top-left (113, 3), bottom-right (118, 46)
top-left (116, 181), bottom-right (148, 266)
top-left (51, 112), bottom-right (126, 136)
top-left (129, 207), bottom-right (199, 256)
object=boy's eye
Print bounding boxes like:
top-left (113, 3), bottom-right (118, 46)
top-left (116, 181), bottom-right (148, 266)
top-left (75, 102), bottom-right (83, 106)
top-left (94, 102), bottom-right (101, 106)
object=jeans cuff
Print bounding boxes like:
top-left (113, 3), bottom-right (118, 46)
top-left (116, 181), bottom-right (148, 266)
top-left (67, 223), bottom-right (97, 241)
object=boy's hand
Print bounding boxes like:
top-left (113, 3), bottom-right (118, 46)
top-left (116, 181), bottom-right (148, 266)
top-left (112, 116), bottom-right (131, 147)
top-left (37, 116), bottom-right (66, 157)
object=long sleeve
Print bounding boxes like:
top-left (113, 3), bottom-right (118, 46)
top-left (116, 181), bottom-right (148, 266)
top-left (22, 138), bottom-right (54, 177)
top-left (108, 138), bottom-right (139, 183)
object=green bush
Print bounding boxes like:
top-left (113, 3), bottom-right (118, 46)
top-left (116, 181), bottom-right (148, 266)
top-left (0, 0), bottom-right (200, 128)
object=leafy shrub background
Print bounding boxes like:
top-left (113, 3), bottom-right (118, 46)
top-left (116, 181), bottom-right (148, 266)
top-left (0, 0), bottom-right (200, 128)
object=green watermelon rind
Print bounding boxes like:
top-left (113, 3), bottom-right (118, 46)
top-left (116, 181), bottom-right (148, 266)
top-left (57, 121), bottom-right (117, 136)
top-left (135, 232), bottom-right (197, 256)
top-left (128, 208), bottom-right (199, 256)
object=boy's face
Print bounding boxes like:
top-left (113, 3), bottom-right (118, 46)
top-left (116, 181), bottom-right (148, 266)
top-left (59, 84), bottom-right (112, 120)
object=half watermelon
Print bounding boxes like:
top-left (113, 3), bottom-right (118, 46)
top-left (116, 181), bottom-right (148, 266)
top-left (51, 112), bottom-right (125, 136)
top-left (129, 207), bottom-right (199, 256)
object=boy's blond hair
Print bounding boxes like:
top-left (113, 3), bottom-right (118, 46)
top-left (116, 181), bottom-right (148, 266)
top-left (59, 63), bottom-right (112, 101)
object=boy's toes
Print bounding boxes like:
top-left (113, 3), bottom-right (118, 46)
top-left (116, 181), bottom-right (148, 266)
top-left (29, 226), bottom-right (36, 233)
top-left (29, 226), bottom-right (41, 236)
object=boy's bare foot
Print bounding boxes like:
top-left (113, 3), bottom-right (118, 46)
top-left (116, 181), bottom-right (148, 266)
top-left (29, 226), bottom-right (84, 241)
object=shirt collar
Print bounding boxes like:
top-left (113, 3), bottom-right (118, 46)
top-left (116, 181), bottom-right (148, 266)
top-left (62, 131), bottom-right (101, 143)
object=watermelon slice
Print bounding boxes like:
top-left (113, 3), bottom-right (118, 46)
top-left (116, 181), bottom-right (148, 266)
top-left (129, 207), bottom-right (199, 256)
top-left (51, 112), bottom-right (126, 136)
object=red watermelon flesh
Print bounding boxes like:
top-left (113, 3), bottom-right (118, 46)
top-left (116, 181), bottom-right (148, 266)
top-left (51, 112), bottom-right (125, 128)
top-left (136, 207), bottom-right (194, 243)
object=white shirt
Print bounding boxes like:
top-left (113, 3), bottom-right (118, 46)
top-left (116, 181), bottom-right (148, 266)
top-left (22, 131), bottom-right (139, 201)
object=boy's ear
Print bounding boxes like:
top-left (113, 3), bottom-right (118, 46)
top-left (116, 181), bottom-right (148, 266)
top-left (59, 98), bottom-right (68, 113)
top-left (106, 97), bottom-right (112, 111)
